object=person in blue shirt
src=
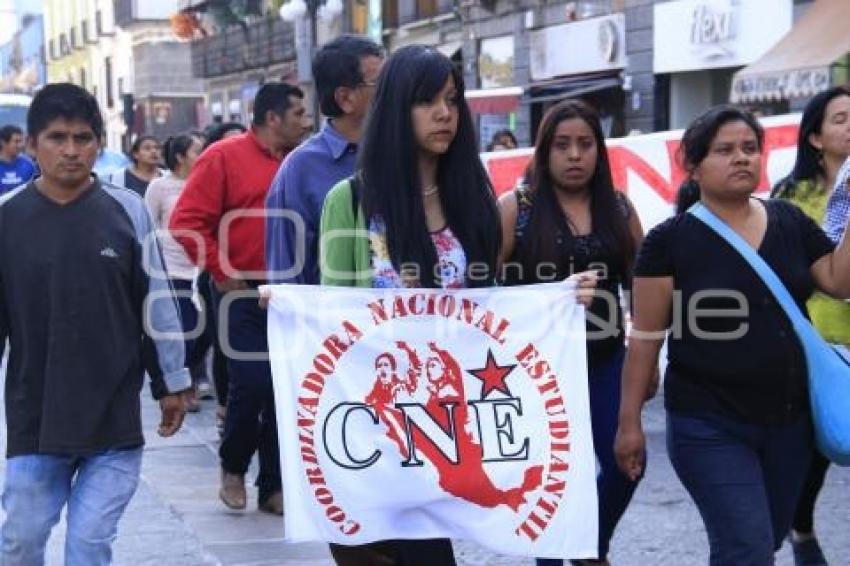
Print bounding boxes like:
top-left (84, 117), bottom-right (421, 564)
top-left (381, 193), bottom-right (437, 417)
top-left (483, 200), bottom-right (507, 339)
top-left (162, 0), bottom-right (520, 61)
top-left (265, 34), bottom-right (384, 284)
top-left (0, 124), bottom-right (35, 194)
top-left (93, 145), bottom-right (131, 178)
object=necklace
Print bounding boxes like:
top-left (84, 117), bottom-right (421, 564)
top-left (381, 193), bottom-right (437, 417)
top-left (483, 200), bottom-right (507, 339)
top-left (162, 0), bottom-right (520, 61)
top-left (423, 184), bottom-right (439, 197)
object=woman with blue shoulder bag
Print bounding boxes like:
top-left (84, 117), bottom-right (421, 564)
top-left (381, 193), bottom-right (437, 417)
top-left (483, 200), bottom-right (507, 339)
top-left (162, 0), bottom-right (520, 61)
top-left (772, 86), bottom-right (850, 566)
top-left (614, 105), bottom-right (850, 566)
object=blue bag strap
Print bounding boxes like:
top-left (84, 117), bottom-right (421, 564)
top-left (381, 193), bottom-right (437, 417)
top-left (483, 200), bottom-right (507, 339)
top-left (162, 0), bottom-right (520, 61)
top-left (687, 202), bottom-right (810, 332)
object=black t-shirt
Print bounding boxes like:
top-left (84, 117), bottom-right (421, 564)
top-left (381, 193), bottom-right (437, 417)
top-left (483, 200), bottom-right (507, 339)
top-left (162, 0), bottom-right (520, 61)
top-left (504, 188), bottom-right (631, 367)
top-left (634, 199), bottom-right (835, 424)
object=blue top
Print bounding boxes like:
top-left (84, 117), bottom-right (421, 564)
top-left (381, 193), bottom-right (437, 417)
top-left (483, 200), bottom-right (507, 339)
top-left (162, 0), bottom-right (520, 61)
top-left (93, 148), bottom-right (131, 178)
top-left (265, 120), bottom-right (358, 284)
top-left (0, 156), bottom-right (35, 194)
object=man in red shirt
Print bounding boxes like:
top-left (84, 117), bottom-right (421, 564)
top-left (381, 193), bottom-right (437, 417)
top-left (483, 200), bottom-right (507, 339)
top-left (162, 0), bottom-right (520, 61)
top-left (170, 82), bottom-right (307, 515)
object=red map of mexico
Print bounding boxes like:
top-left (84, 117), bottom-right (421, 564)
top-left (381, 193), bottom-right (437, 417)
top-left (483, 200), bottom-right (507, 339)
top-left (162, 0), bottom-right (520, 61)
top-left (267, 285), bottom-right (598, 559)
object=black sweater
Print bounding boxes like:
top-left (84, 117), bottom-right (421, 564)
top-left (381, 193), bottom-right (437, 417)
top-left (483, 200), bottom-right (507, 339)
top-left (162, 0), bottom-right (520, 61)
top-left (0, 179), bottom-right (190, 456)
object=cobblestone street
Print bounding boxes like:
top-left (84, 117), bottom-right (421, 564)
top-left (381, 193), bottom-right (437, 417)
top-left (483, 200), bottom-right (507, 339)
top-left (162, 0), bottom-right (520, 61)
top-left (2, 387), bottom-right (846, 565)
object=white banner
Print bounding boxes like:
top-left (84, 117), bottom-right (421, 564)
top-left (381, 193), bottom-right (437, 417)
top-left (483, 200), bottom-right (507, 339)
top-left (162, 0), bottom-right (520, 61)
top-left (266, 283), bottom-right (598, 559)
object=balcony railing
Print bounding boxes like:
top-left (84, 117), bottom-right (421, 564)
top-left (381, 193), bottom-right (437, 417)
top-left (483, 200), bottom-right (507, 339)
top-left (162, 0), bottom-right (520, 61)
top-left (190, 17), bottom-right (296, 79)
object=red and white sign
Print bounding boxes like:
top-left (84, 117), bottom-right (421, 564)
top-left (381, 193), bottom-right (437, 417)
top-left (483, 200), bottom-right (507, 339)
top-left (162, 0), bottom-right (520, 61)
top-left (267, 283), bottom-right (598, 559)
top-left (482, 113), bottom-right (800, 231)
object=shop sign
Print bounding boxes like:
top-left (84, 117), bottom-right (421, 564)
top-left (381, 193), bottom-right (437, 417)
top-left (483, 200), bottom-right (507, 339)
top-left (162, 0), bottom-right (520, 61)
top-left (529, 14), bottom-right (625, 81)
top-left (654, 0), bottom-right (792, 74)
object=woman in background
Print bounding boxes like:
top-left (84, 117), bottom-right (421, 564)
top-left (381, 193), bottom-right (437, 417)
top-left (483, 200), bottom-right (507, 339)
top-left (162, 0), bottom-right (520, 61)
top-left (499, 99), bottom-right (643, 566)
top-left (771, 86), bottom-right (850, 566)
top-left (146, 133), bottom-right (208, 410)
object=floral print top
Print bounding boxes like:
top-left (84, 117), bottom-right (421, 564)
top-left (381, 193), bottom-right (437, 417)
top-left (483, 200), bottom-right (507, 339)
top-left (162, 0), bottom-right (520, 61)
top-left (369, 217), bottom-right (467, 289)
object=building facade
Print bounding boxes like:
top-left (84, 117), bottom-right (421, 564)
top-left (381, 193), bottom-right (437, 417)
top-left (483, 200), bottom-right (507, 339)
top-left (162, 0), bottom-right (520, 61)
top-left (0, 13), bottom-right (46, 94)
top-left (45, 0), bottom-right (204, 150)
top-left (190, 14), bottom-right (298, 126)
top-left (113, 0), bottom-right (205, 143)
top-left (263, 0), bottom-right (842, 146)
top-left (44, 0), bottom-right (132, 149)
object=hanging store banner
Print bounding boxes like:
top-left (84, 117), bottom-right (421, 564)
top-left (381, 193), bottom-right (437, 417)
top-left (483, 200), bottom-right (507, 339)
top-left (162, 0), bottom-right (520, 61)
top-left (267, 283), bottom-right (598, 560)
top-left (653, 0), bottom-right (792, 74)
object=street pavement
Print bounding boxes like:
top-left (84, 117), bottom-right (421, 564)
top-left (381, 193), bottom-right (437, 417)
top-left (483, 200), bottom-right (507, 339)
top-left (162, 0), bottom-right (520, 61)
top-left (1, 387), bottom-right (847, 565)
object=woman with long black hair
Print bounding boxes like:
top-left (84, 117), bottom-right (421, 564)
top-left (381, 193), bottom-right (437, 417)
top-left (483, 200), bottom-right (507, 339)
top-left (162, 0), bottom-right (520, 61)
top-left (321, 47), bottom-right (501, 291)
top-left (317, 43), bottom-right (501, 565)
top-left (499, 100), bottom-right (644, 566)
top-left (771, 86), bottom-right (850, 566)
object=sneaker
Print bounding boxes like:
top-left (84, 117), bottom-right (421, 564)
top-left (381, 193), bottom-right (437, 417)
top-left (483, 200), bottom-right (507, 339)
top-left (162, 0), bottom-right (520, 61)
top-left (219, 470), bottom-right (246, 510)
top-left (791, 535), bottom-right (828, 566)
top-left (258, 491), bottom-right (284, 516)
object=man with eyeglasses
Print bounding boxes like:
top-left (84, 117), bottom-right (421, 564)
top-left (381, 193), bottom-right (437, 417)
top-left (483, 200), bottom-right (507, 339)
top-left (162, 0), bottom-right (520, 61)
top-left (265, 34), bottom-right (384, 285)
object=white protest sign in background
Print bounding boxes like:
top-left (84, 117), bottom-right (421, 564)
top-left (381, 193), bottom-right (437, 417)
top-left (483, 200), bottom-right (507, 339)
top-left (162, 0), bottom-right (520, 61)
top-left (266, 283), bottom-right (598, 560)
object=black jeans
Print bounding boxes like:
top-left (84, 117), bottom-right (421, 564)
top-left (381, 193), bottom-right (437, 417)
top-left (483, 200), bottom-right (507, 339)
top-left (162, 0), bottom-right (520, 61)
top-left (329, 539), bottom-right (455, 566)
top-left (792, 449), bottom-right (830, 534)
top-left (200, 272), bottom-right (229, 405)
top-left (215, 288), bottom-right (281, 500)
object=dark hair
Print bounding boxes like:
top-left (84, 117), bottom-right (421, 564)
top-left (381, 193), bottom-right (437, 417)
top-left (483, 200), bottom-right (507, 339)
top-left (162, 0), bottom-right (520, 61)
top-left (772, 86), bottom-right (850, 198)
top-left (203, 121), bottom-right (246, 149)
top-left (357, 45), bottom-right (501, 288)
top-left (162, 133), bottom-right (200, 171)
top-left (491, 129), bottom-right (517, 147)
top-left (251, 82), bottom-right (304, 127)
top-left (675, 179), bottom-right (701, 214)
top-left (676, 105), bottom-right (764, 211)
top-left (129, 134), bottom-right (159, 165)
top-left (313, 35), bottom-right (383, 118)
top-left (27, 83), bottom-right (104, 141)
top-left (521, 99), bottom-right (635, 276)
top-left (0, 125), bottom-right (22, 144)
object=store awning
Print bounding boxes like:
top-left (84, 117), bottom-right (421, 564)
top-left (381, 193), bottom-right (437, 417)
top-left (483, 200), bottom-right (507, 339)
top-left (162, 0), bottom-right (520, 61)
top-left (525, 72), bottom-right (622, 105)
top-left (465, 86), bottom-right (522, 114)
top-left (731, 0), bottom-right (850, 104)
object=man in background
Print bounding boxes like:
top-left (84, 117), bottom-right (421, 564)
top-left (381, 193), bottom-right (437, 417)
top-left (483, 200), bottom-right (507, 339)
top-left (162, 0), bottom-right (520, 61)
top-left (0, 125), bottom-right (35, 193)
top-left (170, 82), bottom-right (308, 516)
top-left (266, 35), bottom-right (383, 285)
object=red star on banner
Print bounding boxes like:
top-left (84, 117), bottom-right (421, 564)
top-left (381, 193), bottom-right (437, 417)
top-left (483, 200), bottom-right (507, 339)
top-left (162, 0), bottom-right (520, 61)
top-left (468, 349), bottom-right (516, 398)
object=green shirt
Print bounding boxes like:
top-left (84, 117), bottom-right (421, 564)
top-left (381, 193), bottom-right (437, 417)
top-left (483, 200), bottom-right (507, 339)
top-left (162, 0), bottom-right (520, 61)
top-left (781, 179), bottom-right (850, 345)
top-left (318, 179), bottom-right (372, 287)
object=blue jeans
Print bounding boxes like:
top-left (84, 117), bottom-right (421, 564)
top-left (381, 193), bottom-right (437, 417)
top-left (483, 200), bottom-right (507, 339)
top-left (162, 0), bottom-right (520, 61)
top-left (538, 347), bottom-right (638, 563)
top-left (667, 411), bottom-right (812, 566)
top-left (1, 448), bottom-right (143, 566)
